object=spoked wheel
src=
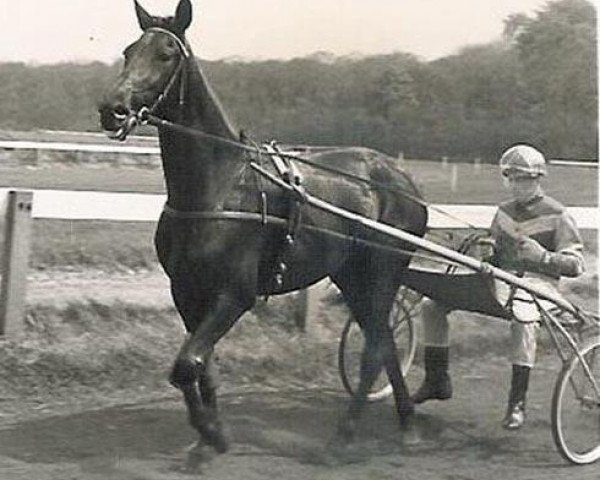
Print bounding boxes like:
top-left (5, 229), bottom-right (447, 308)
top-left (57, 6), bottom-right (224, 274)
top-left (336, 233), bottom-right (486, 402)
top-left (338, 286), bottom-right (420, 402)
top-left (551, 335), bottom-right (600, 464)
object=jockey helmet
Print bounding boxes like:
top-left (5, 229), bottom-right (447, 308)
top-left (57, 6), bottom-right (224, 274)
top-left (499, 144), bottom-right (547, 177)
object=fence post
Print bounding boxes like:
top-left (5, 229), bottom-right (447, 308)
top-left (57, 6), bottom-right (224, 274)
top-left (397, 151), bottom-right (404, 167)
top-left (294, 282), bottom-right (328, 332)
top-left (0, 190), bottom-right (33, 336)
top-left (294, 289), bottom-right (308, 331)
top-left (450, 164), bottom-right (458, 192)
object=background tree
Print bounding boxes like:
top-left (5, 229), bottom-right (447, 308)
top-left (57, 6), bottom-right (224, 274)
top-left (513, 0), bottom-right (597, 158)
top-left (0, 0), bottom-right (596, 162)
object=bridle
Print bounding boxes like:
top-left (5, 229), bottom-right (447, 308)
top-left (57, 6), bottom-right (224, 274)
top-left (109, 27), bottom-right (191, 141)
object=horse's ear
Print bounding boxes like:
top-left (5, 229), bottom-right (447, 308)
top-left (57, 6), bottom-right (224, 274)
top-left (174, 0), bottom-right (192, 33)
top-left (134, 0), bottom-right (153, 30)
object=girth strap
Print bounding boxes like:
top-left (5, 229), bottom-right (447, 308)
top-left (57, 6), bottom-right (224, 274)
top-left (162, 205), bottom-right (287, 224)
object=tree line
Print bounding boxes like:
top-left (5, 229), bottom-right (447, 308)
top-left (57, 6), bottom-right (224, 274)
top-left (0, 0), bottom-right (596, 161)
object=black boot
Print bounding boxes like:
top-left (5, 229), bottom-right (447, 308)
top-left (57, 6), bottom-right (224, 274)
top-left (501, 364), bottom-right (530, 430)
top-left (412, 346), bottom-right (452, 404)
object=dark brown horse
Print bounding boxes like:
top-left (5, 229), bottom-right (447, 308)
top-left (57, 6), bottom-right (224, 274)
top-left (98, 0), bottom-right (427, 455)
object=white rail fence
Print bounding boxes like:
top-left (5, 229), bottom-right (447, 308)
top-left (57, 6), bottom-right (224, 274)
top-left (2, 139), bottom-right (598, 168)
top-left (0, 188), bottom-right (597, 227)
top-left (0, 140), bottom-right (159, 155)
top-left (0, 133), bottom-right (597, 334)
top-left (0, 187), bottom-right (597, 335)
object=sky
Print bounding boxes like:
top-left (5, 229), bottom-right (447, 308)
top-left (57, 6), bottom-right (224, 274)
top-left (1, 0), bottom-right (573, 64)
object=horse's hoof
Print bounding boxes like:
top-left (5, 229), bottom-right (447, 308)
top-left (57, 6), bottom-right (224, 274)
top-left (401, 423), bottom-right (424, 446)
top-left (335, 420), bottom-right (356, 444)
top-left (203, 423), bottom-right (230, 454)
top-left (212, 434), bottom-right (229, 454)
top-left (398, 400), bottom-right (415, 423)
top-left (183, 441), bottom-right (213, 473)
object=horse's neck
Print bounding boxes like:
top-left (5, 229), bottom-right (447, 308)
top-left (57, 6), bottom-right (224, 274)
top-left (159, 59), bottom-right (244, 212)
top-left (184, 61), bottom-right (237, 137)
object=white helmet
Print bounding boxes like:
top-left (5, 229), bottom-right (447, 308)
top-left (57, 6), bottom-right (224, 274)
top-left (499, 144), bottom-right (547, 177)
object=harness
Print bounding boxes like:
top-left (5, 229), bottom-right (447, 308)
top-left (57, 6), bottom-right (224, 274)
top-left (109, 27), bottom-right (485, 288)
top-left (261, 142), bottom-right (306, 288)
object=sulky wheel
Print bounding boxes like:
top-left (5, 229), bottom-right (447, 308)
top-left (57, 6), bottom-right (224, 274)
top-left (336, 232), bottom-right (488, 402)
top-left (338, 285), bottom-right (420, 402)
top-left (551, 335), bottom-right (600, 464)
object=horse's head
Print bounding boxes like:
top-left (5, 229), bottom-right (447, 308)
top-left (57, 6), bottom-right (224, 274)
top-left (98, 0), bottom-right (192, 140)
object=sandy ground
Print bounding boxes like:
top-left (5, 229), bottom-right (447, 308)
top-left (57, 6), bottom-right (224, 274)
top-left (1, 358), bottom-right (599, 480)
top-left (0, 267), bottom-right (598, 479)
top-left (26, 269), bottom-right (172, 308)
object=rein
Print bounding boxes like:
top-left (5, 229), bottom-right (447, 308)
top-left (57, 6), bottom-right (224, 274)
top-left (139, 111), bottom-right (479, 230)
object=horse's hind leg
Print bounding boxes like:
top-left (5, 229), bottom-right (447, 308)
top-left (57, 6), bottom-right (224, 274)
top-left (370, 280), bottom-right (414, 424)
top-left (378, 303), bottom-right (414, 425)
top-left (331, 256), bottom-right (413, 439)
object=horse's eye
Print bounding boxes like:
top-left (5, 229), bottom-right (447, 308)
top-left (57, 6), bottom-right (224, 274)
top-left (157, 49), bottom-right (174, 61)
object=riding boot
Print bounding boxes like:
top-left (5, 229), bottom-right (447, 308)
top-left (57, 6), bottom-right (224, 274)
top-left (412, 346), bottom-right (452, 404)
top-left (501, 364), bottom-right (530, 430)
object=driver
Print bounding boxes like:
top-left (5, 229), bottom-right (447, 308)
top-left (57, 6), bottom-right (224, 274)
top-left (413, 144), bottom-right (585, 430)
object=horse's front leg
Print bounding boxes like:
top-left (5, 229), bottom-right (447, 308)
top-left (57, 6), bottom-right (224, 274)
top-left (170, 291), bottom-right (253, 453)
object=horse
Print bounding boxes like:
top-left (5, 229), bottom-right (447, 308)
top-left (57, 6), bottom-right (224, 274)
top-left (98, 0), bottom-right (428, 455)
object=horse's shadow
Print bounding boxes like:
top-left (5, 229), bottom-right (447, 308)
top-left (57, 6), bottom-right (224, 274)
top-left (0, 390), bottom-right (548, 470)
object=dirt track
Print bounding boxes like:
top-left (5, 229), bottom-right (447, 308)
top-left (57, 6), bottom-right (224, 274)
top-left (1, 356), bottom-right (599, 480)
top-left (0, 268), bottom-right (598, 479)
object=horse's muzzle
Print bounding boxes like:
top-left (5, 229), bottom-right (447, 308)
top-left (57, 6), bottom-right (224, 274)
top-left (98, 102), bottom-right (136, 141)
